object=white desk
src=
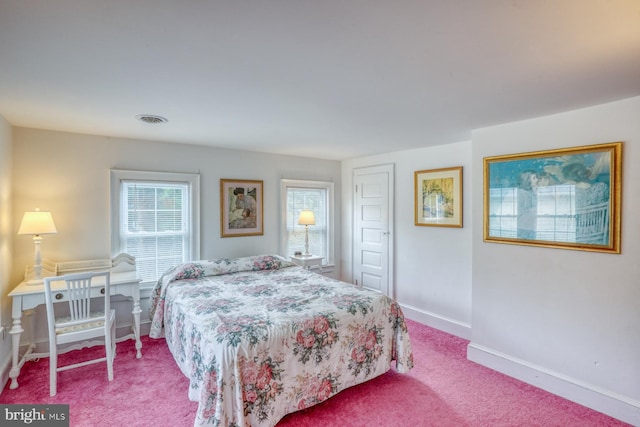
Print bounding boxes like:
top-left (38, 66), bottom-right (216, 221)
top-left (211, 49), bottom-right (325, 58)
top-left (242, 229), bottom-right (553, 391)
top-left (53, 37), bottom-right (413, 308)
top-left (8, 270), bottom-right (142, 389)
top-left (290, 255), bottom-right (324, 271)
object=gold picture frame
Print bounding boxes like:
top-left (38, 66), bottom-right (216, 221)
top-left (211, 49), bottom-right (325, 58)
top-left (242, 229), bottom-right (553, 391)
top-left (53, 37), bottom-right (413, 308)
top-left (414, 166), bottom-right (463, 227)
top-left (483, 142), bottom-right (622, 253)
top-left (220, 179), bottom-right (264, 237)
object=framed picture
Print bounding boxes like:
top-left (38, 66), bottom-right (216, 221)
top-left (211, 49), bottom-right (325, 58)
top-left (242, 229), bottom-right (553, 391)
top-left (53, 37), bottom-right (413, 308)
top-left (414, 166), bottom-right (463, 227)
top-left (220, 179), bottom-right (263, 237)
top-left (483, 142), bottom-right (622, 253)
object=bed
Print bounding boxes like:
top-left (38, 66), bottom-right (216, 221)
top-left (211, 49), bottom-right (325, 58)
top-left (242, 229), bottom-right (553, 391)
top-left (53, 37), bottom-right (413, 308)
top-left (149, 254), bottom-right (413, 426)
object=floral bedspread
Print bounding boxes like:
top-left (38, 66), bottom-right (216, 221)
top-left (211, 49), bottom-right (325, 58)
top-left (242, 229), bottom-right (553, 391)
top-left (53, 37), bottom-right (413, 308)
top-left (149, 255), bottom-right (413, 427)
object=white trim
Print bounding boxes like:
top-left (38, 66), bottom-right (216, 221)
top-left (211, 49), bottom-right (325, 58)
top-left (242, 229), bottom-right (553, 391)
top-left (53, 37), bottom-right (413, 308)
top-left (401, 304), bottom-right (471, 340)
top-left (352, 164), bottom-right (394, 298)
top-left (0, 344), bottom-right (11, 396)
top-left (467, 342), bottom-right (640, 425)
top-left (110, 169), bottom-right (200, 282)
top-left (280, 179), bottom-right (335, 265)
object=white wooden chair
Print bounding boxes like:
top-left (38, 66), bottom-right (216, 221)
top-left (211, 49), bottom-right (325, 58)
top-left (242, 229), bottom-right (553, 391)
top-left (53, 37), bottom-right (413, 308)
top-left (44, 271), bottom-right (116, 396)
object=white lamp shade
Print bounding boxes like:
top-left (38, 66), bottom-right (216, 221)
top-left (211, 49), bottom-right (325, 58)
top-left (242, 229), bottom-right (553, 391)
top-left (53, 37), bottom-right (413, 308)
top-left (18, 210), bottom-right (58, 235)
top-left (298, 210), bottom-right (315, 226)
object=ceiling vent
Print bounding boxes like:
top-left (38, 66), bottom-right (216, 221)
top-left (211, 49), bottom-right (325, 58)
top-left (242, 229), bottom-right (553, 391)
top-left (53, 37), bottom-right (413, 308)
top-left (136, 114), bottom-right (168, 124)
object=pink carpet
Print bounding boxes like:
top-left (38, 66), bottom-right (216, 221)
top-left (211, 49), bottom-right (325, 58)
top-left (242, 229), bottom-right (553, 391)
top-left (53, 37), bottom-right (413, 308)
top-left (1, 320), bottom-right (630, 426)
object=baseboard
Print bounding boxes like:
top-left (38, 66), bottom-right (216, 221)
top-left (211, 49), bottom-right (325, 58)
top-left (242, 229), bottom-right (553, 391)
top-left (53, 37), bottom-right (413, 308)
top-left (400, 303), bottom-right (471, 340)
top-left (467, 342), bottom-right (640, 426)
top-left (139, 319), bottom-right (151, 337)
top-left (0, 348), bottom-right (11, 397)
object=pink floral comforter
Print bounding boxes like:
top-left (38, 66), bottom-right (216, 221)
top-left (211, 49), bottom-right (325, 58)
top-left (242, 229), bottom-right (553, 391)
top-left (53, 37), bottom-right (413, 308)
top-left (149, 255), bottom-right (413, 427)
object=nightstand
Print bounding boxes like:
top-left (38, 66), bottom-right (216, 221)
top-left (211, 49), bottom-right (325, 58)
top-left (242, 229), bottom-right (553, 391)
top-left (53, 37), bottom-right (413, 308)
top-left (290, 255), bottom-right (324, 272)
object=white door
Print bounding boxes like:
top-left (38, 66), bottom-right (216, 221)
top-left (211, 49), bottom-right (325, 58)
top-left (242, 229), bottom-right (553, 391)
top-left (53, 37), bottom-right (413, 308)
top-left (353, 164), bottom-right (393, 296)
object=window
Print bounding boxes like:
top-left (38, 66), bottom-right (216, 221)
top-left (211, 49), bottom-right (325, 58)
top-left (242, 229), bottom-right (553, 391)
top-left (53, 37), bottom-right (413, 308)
top-left (281, 179), bottom-right (334, 265)
top-left (111, 170), bottom-right (200, 285)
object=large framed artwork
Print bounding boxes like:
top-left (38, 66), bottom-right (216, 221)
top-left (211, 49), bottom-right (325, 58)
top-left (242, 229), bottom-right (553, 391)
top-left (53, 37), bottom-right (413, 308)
top-left (414, 166), bottom-right (463, 227)
top-left (483, 142), bottom-right (622, 253)
top-left (220, 179), bottom-right (264, 237)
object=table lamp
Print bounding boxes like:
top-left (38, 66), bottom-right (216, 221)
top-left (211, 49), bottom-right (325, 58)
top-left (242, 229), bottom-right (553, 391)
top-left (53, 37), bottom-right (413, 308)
top-left (298, 210), bottom-right (315, 256)
top-left (18, 209), bottom-right (57, 282)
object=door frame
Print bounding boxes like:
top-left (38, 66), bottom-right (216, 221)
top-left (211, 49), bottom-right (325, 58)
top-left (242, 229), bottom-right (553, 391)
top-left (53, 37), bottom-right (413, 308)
top-left (352, 163), bottom-right (394, 297)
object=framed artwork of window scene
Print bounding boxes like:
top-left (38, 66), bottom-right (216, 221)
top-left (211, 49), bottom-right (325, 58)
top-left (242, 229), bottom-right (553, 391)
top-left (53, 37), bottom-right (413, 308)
top-left (220, 179), bottom-right (264, 237)
top-left (483, 142), bottom-right (622, 253)
top-left (414, 166), bottom-right (463, 228)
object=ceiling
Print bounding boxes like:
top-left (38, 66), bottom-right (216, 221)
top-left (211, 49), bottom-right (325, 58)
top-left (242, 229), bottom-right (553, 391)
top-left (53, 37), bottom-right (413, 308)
top-left (1, 1), bottom-right (639, 160)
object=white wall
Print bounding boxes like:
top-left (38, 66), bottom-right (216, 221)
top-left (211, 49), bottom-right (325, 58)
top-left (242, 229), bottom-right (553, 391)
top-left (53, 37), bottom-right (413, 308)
top-left (5, 97), bottom-right (639, 423)
top-left (6, 128), bottom-right (341, 356)
top-left (11, 128), bottom-right (342, 288)
top-left (469, 96), bottom-right (640, 424)
top-left (341, 97), bottom-right (640, 424)
top-left (0, 114), bottom-right (13, 387)
top-left (342, 141), bottom-right (473, 338)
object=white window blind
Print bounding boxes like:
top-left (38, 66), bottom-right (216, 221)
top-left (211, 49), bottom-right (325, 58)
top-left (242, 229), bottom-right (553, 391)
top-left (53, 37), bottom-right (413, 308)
top-left (111, 170), bottom-right (200, 285)
top-left (121, 181), bottom-right (189, 282)
top-left (286, 188), bottom-right (327, 257)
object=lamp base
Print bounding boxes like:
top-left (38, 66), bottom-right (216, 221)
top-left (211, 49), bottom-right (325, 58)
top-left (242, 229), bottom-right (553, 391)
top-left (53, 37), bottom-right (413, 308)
top-left (24, 260), bottom-right (57, 283)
